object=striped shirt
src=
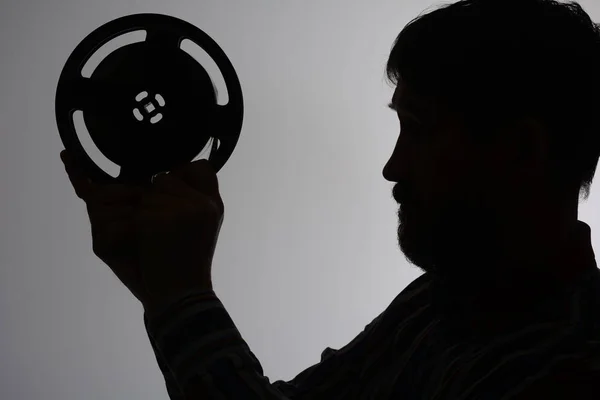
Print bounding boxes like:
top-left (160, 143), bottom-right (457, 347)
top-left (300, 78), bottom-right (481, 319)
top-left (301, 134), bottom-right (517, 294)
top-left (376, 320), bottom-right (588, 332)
top-left (143, 222), bottom-right (600, 399)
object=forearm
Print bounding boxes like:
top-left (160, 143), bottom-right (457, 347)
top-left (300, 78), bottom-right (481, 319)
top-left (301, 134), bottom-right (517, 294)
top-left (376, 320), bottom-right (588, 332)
top-left (144, 320), bottom-right (186, 400)
top-left (144, 290), bottom-right (290, 399)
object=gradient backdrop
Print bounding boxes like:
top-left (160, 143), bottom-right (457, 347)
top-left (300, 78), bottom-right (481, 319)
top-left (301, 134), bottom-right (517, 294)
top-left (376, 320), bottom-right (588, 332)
top-left (2, 0), bottom-right (600, 399)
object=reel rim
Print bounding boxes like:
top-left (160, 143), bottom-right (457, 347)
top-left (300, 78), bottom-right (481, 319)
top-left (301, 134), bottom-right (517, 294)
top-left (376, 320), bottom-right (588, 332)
top-left (55, 13), bottom-right (244, 185)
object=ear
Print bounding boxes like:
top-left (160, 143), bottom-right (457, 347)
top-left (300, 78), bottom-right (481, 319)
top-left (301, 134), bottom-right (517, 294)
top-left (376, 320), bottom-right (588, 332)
top-left (516, 117), bottom-right (549, 171)
top-left (476, 116), bottom-right (549, 195)
top-left (490, 116), bottom-right (549, 179)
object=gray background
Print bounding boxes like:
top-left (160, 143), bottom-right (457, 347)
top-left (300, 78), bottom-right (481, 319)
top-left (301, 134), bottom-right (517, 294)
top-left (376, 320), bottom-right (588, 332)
top-left (2, 0), bottom-right (600, 399)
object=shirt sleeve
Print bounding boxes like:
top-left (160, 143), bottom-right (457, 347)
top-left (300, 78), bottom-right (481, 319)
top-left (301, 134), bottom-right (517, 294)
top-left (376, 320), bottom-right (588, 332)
top-left (143, 289), bottom-right (384, 399)
top-left (144, 319), bottom-right (187, 400)
top-left (510, 352), bottom-right (600, 400)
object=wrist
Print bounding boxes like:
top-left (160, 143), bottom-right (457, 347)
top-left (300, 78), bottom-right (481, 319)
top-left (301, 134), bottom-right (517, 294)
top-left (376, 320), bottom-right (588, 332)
top-left (143, 281), bottom-right (214, 316)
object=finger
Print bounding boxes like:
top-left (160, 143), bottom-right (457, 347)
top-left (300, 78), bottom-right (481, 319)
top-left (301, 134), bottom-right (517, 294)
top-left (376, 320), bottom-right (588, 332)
top-left (86, 184), bottom-right (146, 205)
top-left (61, 150), bottom-right (146, 204)
top-left (92, 224), bottom-right (139, 263)
top-left (170, 159), bottom-right (220, 198)
top-left (132, 191), bottom-right (178, 213)
top-left (151, 172), bottom-right (208, 202)
top-left (86, 203), bottom-right (137, 221)
top-left (61, 150), bottom-right (92, 200)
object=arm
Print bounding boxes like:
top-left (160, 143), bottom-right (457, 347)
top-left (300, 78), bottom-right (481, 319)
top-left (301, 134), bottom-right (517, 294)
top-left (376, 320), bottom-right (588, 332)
top-left (511, 355), bottom-right (600, 400)
top-left (144, 317), bottom-right (187, 400)
top-left (143, 289), bottom-right (385, 400)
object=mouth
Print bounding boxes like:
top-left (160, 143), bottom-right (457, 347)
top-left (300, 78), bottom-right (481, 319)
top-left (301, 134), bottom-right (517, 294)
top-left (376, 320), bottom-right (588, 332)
top-left (393, 185), bottom-right (406, 204)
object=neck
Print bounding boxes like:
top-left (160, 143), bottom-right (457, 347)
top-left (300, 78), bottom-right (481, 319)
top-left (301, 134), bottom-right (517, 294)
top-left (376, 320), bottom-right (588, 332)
top-left (431, 216), bottom-right (594, 335)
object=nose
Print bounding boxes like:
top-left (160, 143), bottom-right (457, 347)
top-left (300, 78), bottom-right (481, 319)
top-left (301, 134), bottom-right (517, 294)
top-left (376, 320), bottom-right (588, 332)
top-left (383, 130), bottom-right (405, 183)
top-left (382, 157), bottom-right (395, 182)
top-left (383, 138), bottom-right (411, 203)
top-left (383, 148), bottom-right (403, 183)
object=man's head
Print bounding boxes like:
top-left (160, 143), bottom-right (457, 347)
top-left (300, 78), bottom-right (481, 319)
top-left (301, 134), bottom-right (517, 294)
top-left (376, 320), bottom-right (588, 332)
top-left (382, 0), bottom-right (600, 289)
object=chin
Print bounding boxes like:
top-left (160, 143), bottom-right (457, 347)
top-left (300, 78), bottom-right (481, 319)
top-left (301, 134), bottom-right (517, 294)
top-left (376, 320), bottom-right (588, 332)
top-left (398, 210), bottom-right (436, 274)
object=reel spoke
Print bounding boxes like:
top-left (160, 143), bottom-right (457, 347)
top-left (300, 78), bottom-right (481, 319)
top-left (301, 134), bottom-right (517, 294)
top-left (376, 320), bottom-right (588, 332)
top-left (56, 13), bottom-right (244, 183)
top-left (145, 28), bottom-right (183, 50)
top-left (212, 104), bottom-right (241, 142)
top-left (59, 76), bottom-right (99, 111)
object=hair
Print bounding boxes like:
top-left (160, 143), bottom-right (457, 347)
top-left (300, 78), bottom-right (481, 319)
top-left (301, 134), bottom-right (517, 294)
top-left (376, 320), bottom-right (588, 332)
top-left (386, 0), bottom-right (600, 201)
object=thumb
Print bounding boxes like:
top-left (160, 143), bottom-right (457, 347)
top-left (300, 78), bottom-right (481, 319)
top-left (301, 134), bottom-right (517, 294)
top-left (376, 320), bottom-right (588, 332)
top-left (61, 150), bottom-right (92, 200)
top-left (170, 159), bottom-right (221, 198)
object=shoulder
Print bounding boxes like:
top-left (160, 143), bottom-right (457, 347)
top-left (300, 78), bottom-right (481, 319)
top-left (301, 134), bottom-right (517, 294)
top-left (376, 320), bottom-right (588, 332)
top-left (513, 356), bottom-right (600, 399)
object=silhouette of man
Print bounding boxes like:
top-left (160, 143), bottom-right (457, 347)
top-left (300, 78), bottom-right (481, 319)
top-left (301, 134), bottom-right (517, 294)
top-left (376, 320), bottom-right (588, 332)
top-left (63, 0), bottom-right (600, 398)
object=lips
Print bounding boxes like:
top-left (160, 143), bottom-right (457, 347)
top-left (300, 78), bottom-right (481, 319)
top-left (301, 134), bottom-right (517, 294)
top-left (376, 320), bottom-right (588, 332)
top-left (393, 187), bottom-right (403, 203)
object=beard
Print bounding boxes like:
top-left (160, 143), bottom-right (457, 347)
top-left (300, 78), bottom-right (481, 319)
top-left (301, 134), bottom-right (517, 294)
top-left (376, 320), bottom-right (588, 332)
top-left (397, 196), bottom-right (527, 330)
top-left (396, 191), bottom-right (589, 335)
top-left (397, 196), bottom-right (507, 287)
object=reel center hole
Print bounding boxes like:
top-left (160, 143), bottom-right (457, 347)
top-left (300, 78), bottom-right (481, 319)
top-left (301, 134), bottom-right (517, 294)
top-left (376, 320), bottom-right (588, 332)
top-left (133, 91), bottom-right (165, 124)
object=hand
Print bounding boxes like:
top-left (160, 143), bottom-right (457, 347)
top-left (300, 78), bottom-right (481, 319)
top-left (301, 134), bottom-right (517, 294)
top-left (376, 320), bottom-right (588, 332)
top-left (61, 150), bottom-right (149, 303)
top-left (136, 160), bottom-right (224, 312)
top-left (61, 150), bottom-right (224, 312)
